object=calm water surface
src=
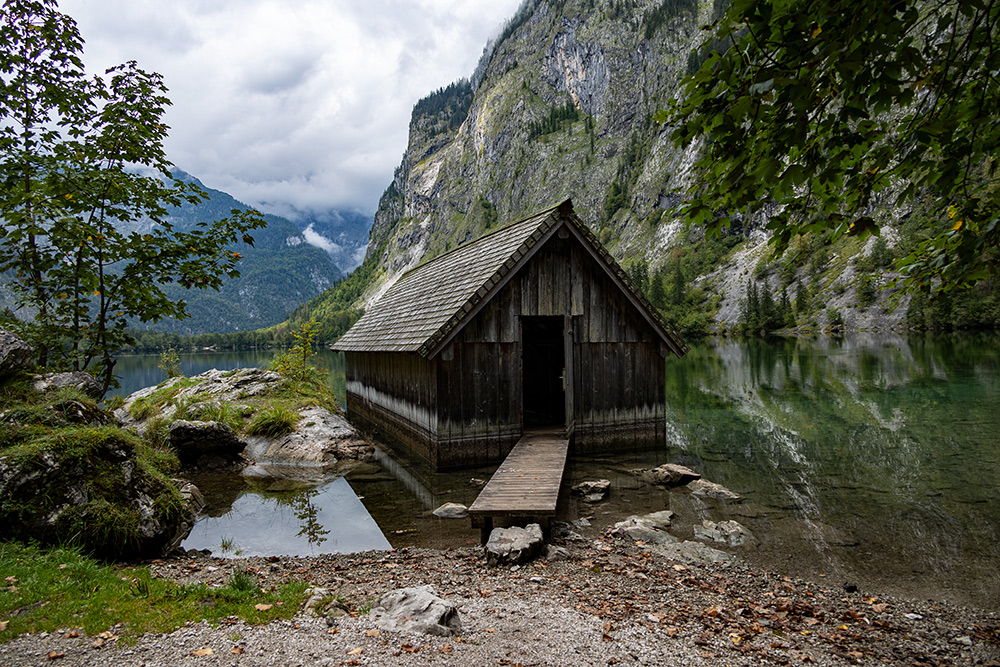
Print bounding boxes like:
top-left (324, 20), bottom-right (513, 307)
top-left (113, 334), bottom-right (1000, 609)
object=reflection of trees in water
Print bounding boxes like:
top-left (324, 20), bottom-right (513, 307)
top-left (289, 490), bottom-right (330, 548)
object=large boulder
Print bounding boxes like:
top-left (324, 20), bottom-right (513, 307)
top-left (485, 523), bottom-right (545, 567)
top-left (243, 406), bottom-right (373, 466)
top-left (169, 420), bottom-right (247, 468)
top-left (32, 371), bottom-right (103, 399)
top-left (372, 586), bottom-right (462, 637)
top-left (0, 432), bottom-right (201, 559)
top-left (0, 328), bottom-right (32, 377)
top-left (632, 463), bottom-right (701, 487)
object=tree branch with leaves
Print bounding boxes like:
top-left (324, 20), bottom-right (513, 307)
top-left (0, 0), bottom-right (265, 395)
top-left (660, 0), bottom-right (1000, 294)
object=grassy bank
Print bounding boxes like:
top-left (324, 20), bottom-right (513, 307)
top-left (0, 542), bottom-right (308, 643)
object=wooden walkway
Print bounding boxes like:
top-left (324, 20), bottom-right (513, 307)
top-left (468, 429), bottom-right (569, 542)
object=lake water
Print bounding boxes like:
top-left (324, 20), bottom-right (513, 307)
top-left (112, 333), bottom-right (1000, 609)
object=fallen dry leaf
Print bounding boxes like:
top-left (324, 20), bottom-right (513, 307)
top-left (4, 576), bottom-right (17, 583)
top-left (346, 647), bottom-right (363, 655)
top-left (190, 648), bottom-right (214, 657)
top-left (365, 629), bottom-right (380, 637)
top-left (401, 644), bottom-right (419, 653)
top-left (328, 628), bottom-right (340, 635)
top-left (672, 564), bottom-right (688, 572)
top-left (484, 627), bottom-right (496, 633)
top-left (440, 644), bottom-right (453, 653)
top-left (0, 621), bottom-right (8, 632)
top-left (96, 631), bottom-right (117, 640)
top-left (231, 646), bottom-right (245, 655)
top-left (64, 630), bottom-right (79, 638)
top-left (254, 603), bottom-right (273, 611)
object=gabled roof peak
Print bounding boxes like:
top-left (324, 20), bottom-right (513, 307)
top-left (332, 200), bottom-right (686, 358)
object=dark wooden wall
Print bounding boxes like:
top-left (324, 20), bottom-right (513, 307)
top-left (344, 351), bottom-right (440, 466)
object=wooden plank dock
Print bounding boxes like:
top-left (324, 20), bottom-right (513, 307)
top-left (468, 429), bottom-right (569, 542)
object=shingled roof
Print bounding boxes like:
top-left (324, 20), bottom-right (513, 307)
top-left (332, 199), bottom-right (687, 358)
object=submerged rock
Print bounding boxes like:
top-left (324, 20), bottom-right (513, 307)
top-left (372, 585), bottom-right (462, 636)
top-left (571, 479), bottom-right (610, 502)
top-left (486, 523), bottom-right (545, 567)
top-left (693, 519), bottom-right (755, 547)
top-left (687, 478), bottom-right (743, 502)
top-left (632, 463), bottom-right (701, 487)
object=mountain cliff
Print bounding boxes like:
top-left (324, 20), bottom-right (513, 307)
top-left (298, 0), bottom-right (999, 336)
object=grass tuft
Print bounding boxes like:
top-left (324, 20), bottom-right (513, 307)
top-left (245, 405), bottom-right (299, 437)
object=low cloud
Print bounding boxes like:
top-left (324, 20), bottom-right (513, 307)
top-left (62, 0), bottom-right (521, 215)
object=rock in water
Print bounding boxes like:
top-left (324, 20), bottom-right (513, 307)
top-left (571, 479), bottom-right (610, 502)
top-left (243, 406), bottom-right (373, 466)
top-left (632, 463), bottom-right (701, 487)
top-left (0, 328), bottom-right (32, 377)
top-left (373, 585), bottom-right (461, 636)
top-left (686, 478), bottom-right (743, 502)
top-left (485, 523), bottom-right (544, 567)
top-left (432, 502), bottom-right (468, 518)
top-left (693, 519), bottom-right (755, 547)
top-left (32, 371), bottom-right (102, 399)
top-left (169, 420), bottom-right (247, 468)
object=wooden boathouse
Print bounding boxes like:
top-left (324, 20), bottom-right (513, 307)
top-left (333, 199), bottom-right (688, 470)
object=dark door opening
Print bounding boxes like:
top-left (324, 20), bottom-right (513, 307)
top-left (521, 316), bottom-right (565, 429)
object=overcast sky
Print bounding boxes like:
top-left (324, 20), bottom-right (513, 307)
top-left (61, 0), bottom-right (523, 220)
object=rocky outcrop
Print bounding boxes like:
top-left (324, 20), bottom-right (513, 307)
top-left (0, 328), bottom-right (32, 377)
top-left (372, 586), bottom-right (462, 637)
top-left (0, 431), bottom-right (201, 559)
top-left (31, 371), bottom-right (103, 399)
top-left (120, 369), bottom-right (374, 471)
top-left (243, 406), bottom-right (373, 467)
top-left (485, 523), bottom-right (545, 567)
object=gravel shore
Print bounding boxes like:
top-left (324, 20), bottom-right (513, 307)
top-left (2, 529), bottom-right (997, 667)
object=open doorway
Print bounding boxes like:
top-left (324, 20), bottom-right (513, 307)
top-left (521, 316), bottom-right (565, 429)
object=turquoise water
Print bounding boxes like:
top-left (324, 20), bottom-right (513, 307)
top-left (112, 334), bottom-right (1000, 608)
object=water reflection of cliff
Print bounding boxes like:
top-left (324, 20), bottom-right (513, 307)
top-left (665, 332), bottom-right (1000, 608)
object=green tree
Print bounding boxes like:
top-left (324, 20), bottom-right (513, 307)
top-left (661, 0), bottom-right (1000, 293)
top-left (0, 0), bottom-right (265, 394)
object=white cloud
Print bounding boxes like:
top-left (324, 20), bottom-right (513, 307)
top-left (60, 0), bottom-right (521, 216)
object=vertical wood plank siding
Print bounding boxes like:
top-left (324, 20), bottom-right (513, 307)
top-left (344, 230), bottom-right (669, 469)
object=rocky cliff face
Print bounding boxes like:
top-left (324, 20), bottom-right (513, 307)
top-left (361, 0), bottom-right (908, 330)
